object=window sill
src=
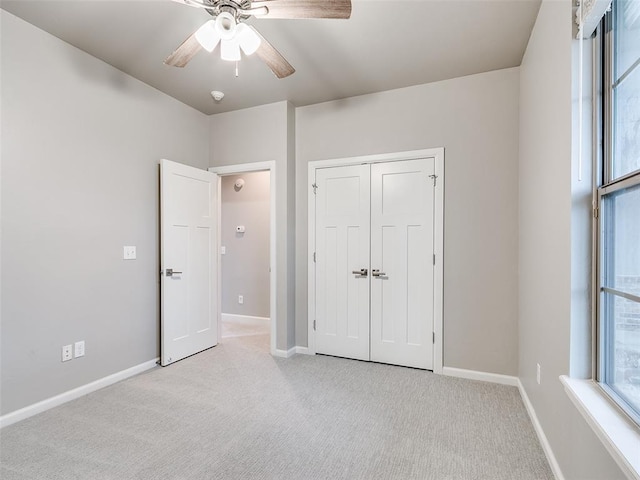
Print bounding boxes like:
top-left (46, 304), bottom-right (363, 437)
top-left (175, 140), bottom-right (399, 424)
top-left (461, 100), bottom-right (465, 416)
top-left (560, 375), bottom-right (640, 480)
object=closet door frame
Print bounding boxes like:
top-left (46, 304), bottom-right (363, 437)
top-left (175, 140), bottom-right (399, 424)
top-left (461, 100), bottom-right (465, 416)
top-left (307, 148), bottom-right (445, 374)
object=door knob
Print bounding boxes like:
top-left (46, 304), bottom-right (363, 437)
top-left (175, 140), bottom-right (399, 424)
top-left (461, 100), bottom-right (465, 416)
top-left (352, 268), bottom-right (368, 277)
top-left (372, 269), bottom-right (386, 277)
top-left (166, 268), bottom-right (183, 277)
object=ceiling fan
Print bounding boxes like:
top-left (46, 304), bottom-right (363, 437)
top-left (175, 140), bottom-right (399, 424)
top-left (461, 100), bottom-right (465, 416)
top-left (165, 0), bottom-right (352, 78)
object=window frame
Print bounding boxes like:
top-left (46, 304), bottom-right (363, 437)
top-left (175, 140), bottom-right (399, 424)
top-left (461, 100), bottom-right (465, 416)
top-left (594, 0), bottom-right (640, 427)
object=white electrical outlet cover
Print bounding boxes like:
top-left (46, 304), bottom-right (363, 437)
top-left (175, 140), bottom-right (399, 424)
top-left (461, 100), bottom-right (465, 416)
top-left (75, 341), bottom-right (85, 358)
top-left (123, 246), bottom-right (137, 260)
top-left (62, 345), bottom-right (73, 362)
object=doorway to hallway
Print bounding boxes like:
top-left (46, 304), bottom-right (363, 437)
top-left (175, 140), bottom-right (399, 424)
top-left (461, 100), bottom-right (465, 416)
top-left (219, 171), bottom-right (271, 339)
top-left (210, 161), bottom-right (277, 355)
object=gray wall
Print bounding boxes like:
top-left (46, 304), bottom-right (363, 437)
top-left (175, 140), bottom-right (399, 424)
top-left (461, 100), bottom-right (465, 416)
top-left (209, 102), bottom-right (296, 351)
top-left (518, 1), bottom-right (625, 478)
top-left (220, 172), bottom-right (270, 317)
top-left (296, 68), bottom-right (521, 375)
top-left (0, 11), bottom-right (210, 415)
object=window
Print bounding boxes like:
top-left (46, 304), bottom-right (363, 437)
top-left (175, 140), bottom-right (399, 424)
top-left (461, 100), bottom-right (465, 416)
top-left (597, 0), bottom-right (640, 425)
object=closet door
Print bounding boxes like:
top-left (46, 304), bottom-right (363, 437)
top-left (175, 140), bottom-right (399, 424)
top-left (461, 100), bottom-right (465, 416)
top-left (315, 165), bottom-right (370, 361)
top-left (370, 158), bottom-right (435, 369)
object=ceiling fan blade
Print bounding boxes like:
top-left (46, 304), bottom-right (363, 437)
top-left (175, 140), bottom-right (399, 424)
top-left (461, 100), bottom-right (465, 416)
top-left (251, 0), bottom-right (351, 19)
top-left (164, 32), bottom-right (202, 67)
top-left (250, 26), bottom-right (295, 78)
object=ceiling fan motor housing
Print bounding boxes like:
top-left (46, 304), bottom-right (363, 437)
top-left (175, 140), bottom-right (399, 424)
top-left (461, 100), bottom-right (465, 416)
top-left (207, 0), bottom-right (253, 22)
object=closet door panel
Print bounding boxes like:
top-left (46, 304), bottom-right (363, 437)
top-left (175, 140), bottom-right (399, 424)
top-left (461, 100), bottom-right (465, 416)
top-left (315, 165), bottom-right (370, 361)
top-left (370, 158), bottom-right (435, 369)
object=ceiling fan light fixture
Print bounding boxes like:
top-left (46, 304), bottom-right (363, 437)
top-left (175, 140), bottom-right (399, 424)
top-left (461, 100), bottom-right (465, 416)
top-left (194, 20), bottom-right (220, 52)
top-left (220, 38), bottom-right (241, 61)
top-left (215, 11), bottom-right (237, 41)
top-left (236, 24), bottom-right (261, 55)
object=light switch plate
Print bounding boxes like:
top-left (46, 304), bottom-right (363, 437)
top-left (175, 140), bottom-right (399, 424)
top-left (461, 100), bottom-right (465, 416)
top-left (221, 246), bottom-right (226, 255)
top-left (123, 246), bottom-right (136, 260)
top-left (75, 341), bottom-right (85, 358)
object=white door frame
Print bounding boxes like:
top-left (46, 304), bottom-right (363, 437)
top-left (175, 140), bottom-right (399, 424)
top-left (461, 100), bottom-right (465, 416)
top-left (209, 161), bottom-right (277, 356)
top-left (307, 148), bottom-right (445, 374)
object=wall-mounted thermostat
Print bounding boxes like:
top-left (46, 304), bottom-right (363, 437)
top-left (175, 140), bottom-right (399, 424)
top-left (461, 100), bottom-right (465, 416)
top-left (236, 225), bottom-right (245, 233)
top-left (123, 246), bottom-right (137, 260)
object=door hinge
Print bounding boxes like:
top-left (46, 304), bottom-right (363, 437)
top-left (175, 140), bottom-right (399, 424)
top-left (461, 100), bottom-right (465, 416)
top-left (433, 254), bottom-right (436, 265)
top-left (428, 174), bottom-right (438, 187)
top-left (313, 252), bottom-right (316, 263)
top-left (433, 332), bottom-right (435, 344)
top-left (313, 320), bottom-right (316, 331)
top-left (312, 183), bottom-right (318, 194)
top-left (593, 207), bottom-right (599, 219)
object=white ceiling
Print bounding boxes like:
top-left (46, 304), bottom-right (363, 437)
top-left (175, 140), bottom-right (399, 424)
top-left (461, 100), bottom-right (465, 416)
top-left (1, 0), bottom-right (541, 115)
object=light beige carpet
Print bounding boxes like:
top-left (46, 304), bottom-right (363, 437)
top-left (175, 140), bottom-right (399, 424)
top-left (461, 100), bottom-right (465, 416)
top-left (0, 334), bottom-right (553, 479)
top-left (222, 317), bottom-right (270, 338)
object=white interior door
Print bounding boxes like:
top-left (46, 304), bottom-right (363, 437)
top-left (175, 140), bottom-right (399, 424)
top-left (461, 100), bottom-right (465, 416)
top-left (315, 164), bottom-right (370, 361)
top-left (160, 159), bottom-right (218, 366)
top-left (370, 158), bottom-right (435, 369)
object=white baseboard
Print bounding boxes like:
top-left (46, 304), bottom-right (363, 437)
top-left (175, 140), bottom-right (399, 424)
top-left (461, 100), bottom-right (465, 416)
top-left (442, 366), bottom-right (519, 386)
top-left (273, 346), bottom-right (310, 358)
top-left (273, 347), bottom-right (296, 358)
top-left (0, 358), bottom-right (159, 429)
top-left (221, 313), bottom-right (270, 326)
top-left (518, 379), bottom-right (565, 480)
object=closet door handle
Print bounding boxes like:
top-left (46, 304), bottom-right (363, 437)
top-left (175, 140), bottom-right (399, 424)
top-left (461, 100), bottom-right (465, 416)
top-left (166, 268), bottom-right (183, 277)
top-left (372, 269), bottom-right (386, 277)
top-left (352, 268), bottom-right (368, 277)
